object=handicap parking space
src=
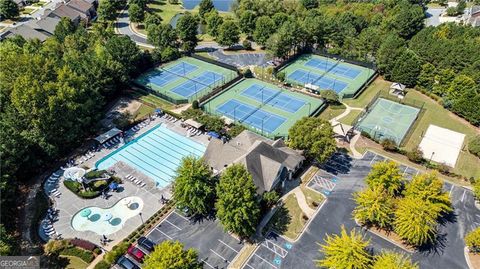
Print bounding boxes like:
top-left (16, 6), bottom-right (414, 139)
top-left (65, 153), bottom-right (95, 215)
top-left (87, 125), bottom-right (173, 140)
top-left (244, 233), bottom-right (293, 269)
top-left (307, 169), bottom-right (339, 196)
top-left (146, 211), bottom-right (243, 269)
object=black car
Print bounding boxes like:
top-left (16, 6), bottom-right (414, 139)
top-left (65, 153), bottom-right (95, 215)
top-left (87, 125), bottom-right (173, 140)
top-left (117, 256), bottom-right (140, 269)
top-left (138, 236), bottom-right (156, 252)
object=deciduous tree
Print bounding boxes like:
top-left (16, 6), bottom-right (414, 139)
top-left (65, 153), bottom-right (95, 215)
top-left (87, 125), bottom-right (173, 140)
top-left (353, 186), bottom-right (395, 229)
top-left (216, 164), bottom-right (260, 238)
top-left (403, 172), bottom-right (452, 215)
top-left (0, 0), bottom-right (19, 20)
top-left (143, 241), bottom-right (202, 269)
top-left (288, 117), bottom-right (337, 164)
top-left (216, 20), bottom-right (240, 48)
top-left (253, 16), bottom-right (276, 47)
top-left (365, 161), bottom-right (403, 196)
top-left (465, 227), bottom-right (480, 253)
top-left (205, 10), bottom-right (223, 37)
top-left (372, 252), bottom-right (418, 269)
top-left (128, 3), bottom-right (145, 23)
top-left (317, 226), bottom-right (372, 269)
top-left (173, 156), bottom-right (215, 216)
top-left (176, 12), bottom-right (198, 53)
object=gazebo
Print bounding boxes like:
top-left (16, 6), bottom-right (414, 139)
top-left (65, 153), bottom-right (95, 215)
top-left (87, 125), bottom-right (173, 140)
top-left (184, 119), bottom-right (204, 130)
top-left (389, 82), bottom-right (407, 98)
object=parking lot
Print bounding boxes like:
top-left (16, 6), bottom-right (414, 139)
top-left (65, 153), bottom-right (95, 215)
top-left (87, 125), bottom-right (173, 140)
top-left (146, 211), bottom-right (243, 268)
top-left (242, 151), bottom-right (479, 269)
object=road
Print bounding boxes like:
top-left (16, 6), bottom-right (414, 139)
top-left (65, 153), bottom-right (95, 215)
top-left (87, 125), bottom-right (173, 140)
top-left (115, 9), bottom-right (153, 48)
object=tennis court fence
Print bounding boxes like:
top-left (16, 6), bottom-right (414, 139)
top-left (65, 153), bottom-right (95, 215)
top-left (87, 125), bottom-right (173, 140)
top-left (351, 89), bottom-right (426, 147)
top-left (313, 49), bottom-right (376, 70)
top-left (131, 81), bottom-right (188, 105)
top-left (198, 75), bottom-right (244, 104)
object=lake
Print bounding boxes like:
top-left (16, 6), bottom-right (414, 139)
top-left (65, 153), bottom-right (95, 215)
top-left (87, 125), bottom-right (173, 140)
top-left (182, 0), bottom-right (236, 12)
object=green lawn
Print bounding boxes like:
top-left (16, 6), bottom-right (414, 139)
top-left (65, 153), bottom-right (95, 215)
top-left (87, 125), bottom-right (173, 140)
top-left (32, 1), bottom-right (47, 7)
top-left (128, 89), bottom-right (175, 111)
top-left (301, 186), bottom-right (324, 210)
top-left (317, 104), bottom-right (346, 121)
top-left (61, 255), bottom-right (88, 269)
top-left (343, 77), bottom-right (387, 108)
top-left (148, 0), bottom-right (184, 24)
top-left (268, 194), bottom-right (306, 240)
top-left (21, 7), bottom-right (36, 15)
top-left (339, 109), bottom-right (362, 126)
top-left (134, 104), bottom-right (155, 120)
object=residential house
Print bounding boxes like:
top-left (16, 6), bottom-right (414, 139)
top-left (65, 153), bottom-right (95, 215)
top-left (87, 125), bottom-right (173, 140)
top-left (43, 3), bottom-right (82, 25)
top-left (464, 6), bottom-right (480, 27)
top-left (66, 0), bottom-right (96, 23)
top-left (1, 24), bottom-right (50, 41)
top-left (203, 130), bottom-right (305, 194)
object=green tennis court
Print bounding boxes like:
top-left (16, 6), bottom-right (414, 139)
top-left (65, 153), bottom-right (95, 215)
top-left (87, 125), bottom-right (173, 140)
top-left (280, 54), bottom-right (376, 98)
top-left (355, 98), bottom-right (420, 145)
top-left (203, 78), bottom-right (326, 138)
top-left (135, 57), bottom-right (238, 104)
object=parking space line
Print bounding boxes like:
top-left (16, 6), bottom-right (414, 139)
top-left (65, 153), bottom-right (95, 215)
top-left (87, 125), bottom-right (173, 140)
top-left (253, 253), bottom-right (278, 269)
top-left (461, 190), bottom-right (466, 202)
top-left (218, 239), bottom-right (239, 253)
top-left (244, 263), bottom-right (255, 269)
top-left (202, 259), bottom-right (215, 268)
top-left (164, 219), bottom-right (182, 230)
top-left (449, 185), bottom-right (454, 196)
top-left (369, 154), bottom-right (377, 164)
top-left (173, 211), bottom-right (190, 221)
top-left (264, 240), bottom-right (288, 258)
top-left (155, 227), bottom-right (173, 240)
top-left (210, 249), bottom-right (228, 262)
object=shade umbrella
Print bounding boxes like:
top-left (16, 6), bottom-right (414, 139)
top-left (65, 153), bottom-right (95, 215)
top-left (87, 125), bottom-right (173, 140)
top-left (102, 212), bottom-right (112, 221)
top-left (80, 208), bottom-right (91, 218)
top-left (207, 131), bottom-right (220, 139)
top-left (109, 182), bottom-right (118, 191)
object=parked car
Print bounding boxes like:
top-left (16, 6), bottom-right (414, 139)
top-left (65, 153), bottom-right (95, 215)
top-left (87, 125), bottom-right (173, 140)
top-left (127, 245), bottom-right (145, 263)
top-left (138, 236), bottom-right (156, 252)
top-left (117, 256), bottom-right (140, 269)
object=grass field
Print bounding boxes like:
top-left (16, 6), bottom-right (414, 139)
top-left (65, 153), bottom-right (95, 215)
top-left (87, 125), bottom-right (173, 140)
top-left (148, 0), bottom-right (184, 23)
top-left (270, 194), bottom-right (306, 240)
top-left (61, 255), bottom-right (88, 269)
top-left (301, 186), bottom-right (325, 210)
top-left (134, 104), bottom-right (155, 120)
top-left (21, 7), bottom-right (36, 15)
top-left (344, 77), bottom-right (480, 179)
top-left (128, 88), bottom-right (175, 110)
top-left (339, 109), bottom-right (362, 126)
top-left (318, 104), bottom-right (346, 121)
top-left (203, 78), bottom-right (325, 138)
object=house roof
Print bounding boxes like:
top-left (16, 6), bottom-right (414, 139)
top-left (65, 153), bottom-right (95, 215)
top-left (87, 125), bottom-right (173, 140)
top-left (184, 119), bottom-right (203, 129)
top-left (45, 3), bottom-right (82, 21)
top-left (204, 130), bottom-right (305, 194)
top-left (3, 25), bottom-right (50, 41)
top-left (390, 82), bottom-right (406, 91)
top-left (28, 16), bottom-right (61, 35)
top-left (67, 0), bottom-right (94, 14)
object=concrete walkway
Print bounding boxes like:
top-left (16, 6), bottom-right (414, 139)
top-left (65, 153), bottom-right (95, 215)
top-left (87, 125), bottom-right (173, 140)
top-left (329, 103), bottom-right (364, 159)
top-left (290, 188), bottom-right (315, 217)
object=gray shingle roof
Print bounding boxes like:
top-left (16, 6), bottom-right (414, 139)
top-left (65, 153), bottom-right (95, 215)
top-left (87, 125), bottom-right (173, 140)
top-left (204, 130), bottom-right (305, 194)
top-left (3, 24), bottom-right (50, 41)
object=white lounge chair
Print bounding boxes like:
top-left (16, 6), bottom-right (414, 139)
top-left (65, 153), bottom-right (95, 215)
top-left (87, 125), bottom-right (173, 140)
top-left (140, 182), bottom-right (146, 187)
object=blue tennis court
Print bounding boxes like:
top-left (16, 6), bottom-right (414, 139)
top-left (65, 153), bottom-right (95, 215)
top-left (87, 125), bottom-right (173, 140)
top-left (240, 84), bottom-right (306, 113)
top-left (288, 70), bottom-right (348, 93)
top-left (145, 70), bottom-right (178, 87)
top-left (171, 71), bottom-right (224, 98)
top-left (165, 62), bottom-right (198, 76)
top-left (216, 99), bottom-right (286, 134)
top-left (305, 58), bottom-right (362, 79)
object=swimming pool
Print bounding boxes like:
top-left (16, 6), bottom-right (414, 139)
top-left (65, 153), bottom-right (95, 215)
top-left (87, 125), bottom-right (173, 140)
top-left (95, 124), bottom-right (206, 187)
top-left (71, 196), bottom-right (143, 235)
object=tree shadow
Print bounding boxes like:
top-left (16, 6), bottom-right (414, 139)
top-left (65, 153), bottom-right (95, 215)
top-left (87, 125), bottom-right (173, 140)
top-left (437, 210), bottom-right (457, 226)
top-left (266, 205), bottom-right (292, 236)
top-left (416, 232), bottom-right (449, 255)
top-left (40, 254), bottom-right (70, 269)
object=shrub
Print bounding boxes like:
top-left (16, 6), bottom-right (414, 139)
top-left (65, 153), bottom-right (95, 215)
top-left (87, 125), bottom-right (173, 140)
top-left (104, 242), bottom-right (130, 264)
top-left (469, 135), bottom-right (480, 158)
top-left (94, 260), bottom-right (110, 269)
top-left (85, 170), bottom-right (107, 179)
top-left (406, 147), bottom-right (424, 163)
top-left (320, 90), bottom-right (339, 104)
top-left (302, 214), bottom-right (309, 221)
top-left (192, 100), bottom-right (199, 109)
top-left (262, 191), bottom-right (280, 208)
top-left (63, 180), bottom-right (81, 193)
top-left (242, 39), bottom-right (252, 50)
top-left (437, 163), bottom-right (450, 174)
top-left (466, 228), bottom-right (480, 253)
top-left (381, 138), bottom-right (397, 151)
top-left (60, 247), bottom-right (95, 263)
top-left (70, 238), bottom-right (97, 252)
top-left (44, 239), bottom-right (71, 254)
top-left (111, 176), bottom-right (122, 184)
top-left (473, 179), bottom-right (480, 201)
top-left (93, 180), bottom-right (107, 189)
top-left (243, 68), bottom-right (253, 78)
top-left (227, 124), bottom-right (245, 138)
top-left (276, 71), bottom-right (286, 82)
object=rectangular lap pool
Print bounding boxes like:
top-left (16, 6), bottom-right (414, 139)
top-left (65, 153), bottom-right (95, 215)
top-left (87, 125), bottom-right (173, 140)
top-left (95, 124), bottom-right (206, 187)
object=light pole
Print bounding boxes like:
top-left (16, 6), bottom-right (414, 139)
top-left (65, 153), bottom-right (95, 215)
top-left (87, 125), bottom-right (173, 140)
top-left (261, 115), bottom-right (268, 135)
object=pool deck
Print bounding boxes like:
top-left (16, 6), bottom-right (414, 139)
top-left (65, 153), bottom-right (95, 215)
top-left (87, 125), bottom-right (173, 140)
top-left (40, 115), bottom-right (211, 249)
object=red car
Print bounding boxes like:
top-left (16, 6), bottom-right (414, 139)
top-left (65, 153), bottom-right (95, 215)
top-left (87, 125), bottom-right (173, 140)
top-left (127, 245), bottom-right (145, 263)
